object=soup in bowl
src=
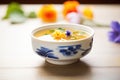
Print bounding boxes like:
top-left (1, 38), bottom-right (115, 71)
top-left (31, 23), bottom-right (94, 65)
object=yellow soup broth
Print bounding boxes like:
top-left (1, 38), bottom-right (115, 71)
top-left (34, 28), bottom-right (89, 41)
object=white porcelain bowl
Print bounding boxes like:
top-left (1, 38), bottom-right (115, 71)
top-left (31, 23), bottom-right (94, 65)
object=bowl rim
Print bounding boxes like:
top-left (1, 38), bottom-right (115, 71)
top-left (31, 23), bottom-right (94, 43)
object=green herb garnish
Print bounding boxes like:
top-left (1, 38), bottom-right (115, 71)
top-left (49, 29), bottom-right (55, 33)
top-left (57, 28), bottom-right (65, 31)
top-left (73, 31), bottom-right (79, 34)
top-left (44, 33), bottom-right (48, 35)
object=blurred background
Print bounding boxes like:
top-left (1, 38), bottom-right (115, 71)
top-left (0, 0), bottom-right (120, 4)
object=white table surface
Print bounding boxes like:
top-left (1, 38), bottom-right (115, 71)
top-left (0, 4), bottom-right (120, 80)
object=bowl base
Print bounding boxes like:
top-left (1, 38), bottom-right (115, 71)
top-left (46, 59), bottom-right (79, 65)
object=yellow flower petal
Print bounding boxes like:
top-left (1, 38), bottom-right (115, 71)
top-left (83, 7), bottom-right (93, 20)
top-left (51, 30), bottom-right (67, 40)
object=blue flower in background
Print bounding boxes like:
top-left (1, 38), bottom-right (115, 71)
top-left (108, 21), bottom-right (120, 43)
top-left (111, 21), bottom-right (120, 33)
top-left (36, 47), bottom-right (58, 59)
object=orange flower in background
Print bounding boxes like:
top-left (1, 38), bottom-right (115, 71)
top-left (82, 7), bottom-right (93, 20)
top-left (63, 0), bottom-right (80, 17)
top-left (38, 5), bottom-right (57, 22)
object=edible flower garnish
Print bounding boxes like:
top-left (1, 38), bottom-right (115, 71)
top-left (47, 28), bottom-right (88, 40)
top-left (52, 30), bottom-right (66, 40)
top-left (108, 21), bottom-right (120, 43)
top-left (65, 30), bottom-right (71, 36)
top-left (51, 28), bottom-right (72, 40)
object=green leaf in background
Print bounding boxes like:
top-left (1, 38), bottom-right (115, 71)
top-left (9, 12), bottom-right (26, 24)
top-left (3, 2), bottom-right (24, 19)
top-left (2, 2), bottom-right (27, 24)
top-left (28, 12), bottom-right (37, 18)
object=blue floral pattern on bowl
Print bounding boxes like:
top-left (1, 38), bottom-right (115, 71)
top-left (81, 38), bottom-right (93, 57)
top-left (58, 45), bottom-right (81, 56)
top-left (36, 47), bottom-right (58, 59)
top-left (58, 39), bottom-right (93, 56)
